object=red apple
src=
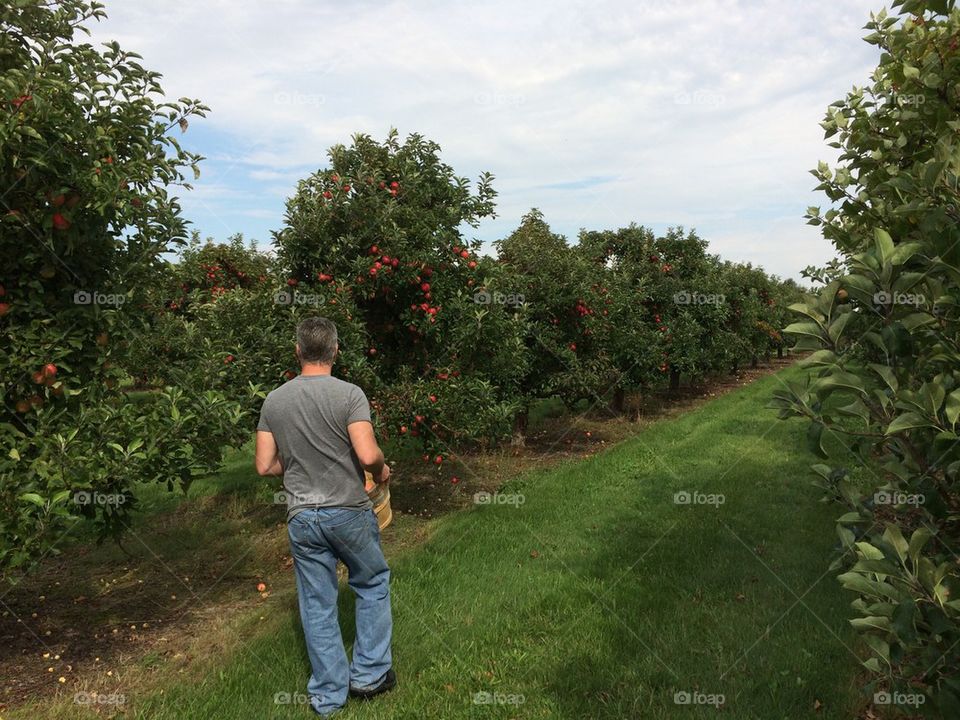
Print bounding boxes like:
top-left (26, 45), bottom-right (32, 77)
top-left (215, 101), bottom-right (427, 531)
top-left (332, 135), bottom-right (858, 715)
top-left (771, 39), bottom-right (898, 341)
top-left (323, 190), bottom-right (333, 199)
top-left (434, 455), bottom-right (443, 465)
top-left (468, 261), bottom-right (477, 269)
top-left (420, 283), bottom-right (430, 292)
top-left (52, 213), bottom-right (70, 231)
top-left (224, 354), bottom-right (234, 364)
top-left (42, 363), bottom-right (57, 379)
top-left (399, 425), bottom-right (408, 435)
top-left (287, 278), bottom-right (298, 287)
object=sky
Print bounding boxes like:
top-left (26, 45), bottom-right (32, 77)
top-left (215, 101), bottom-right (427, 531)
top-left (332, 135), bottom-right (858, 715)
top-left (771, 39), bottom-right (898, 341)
top-left (88, 0), bottom-right (885, 281)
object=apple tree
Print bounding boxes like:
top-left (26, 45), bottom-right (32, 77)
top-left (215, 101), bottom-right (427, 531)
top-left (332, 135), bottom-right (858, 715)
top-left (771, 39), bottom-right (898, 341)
top-left (772, 2), bottom-right (960, 712)
top-left (0, 0), bottom-right (250, 577)
top-left (275, 131), bottom-right (529, 461)
top-left (495, 210), bottom-right (619, 433)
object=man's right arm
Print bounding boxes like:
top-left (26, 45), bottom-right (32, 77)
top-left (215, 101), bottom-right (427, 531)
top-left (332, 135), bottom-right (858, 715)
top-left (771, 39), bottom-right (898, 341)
top-left (348, 421), bottom-right (390, 483)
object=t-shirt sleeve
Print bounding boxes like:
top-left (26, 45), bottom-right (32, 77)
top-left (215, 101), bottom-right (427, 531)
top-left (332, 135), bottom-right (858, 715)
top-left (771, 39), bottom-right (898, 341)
top-left (256, 396), bottom-right (272, 432)
top-left (346, 385), bottom-right (372, 425)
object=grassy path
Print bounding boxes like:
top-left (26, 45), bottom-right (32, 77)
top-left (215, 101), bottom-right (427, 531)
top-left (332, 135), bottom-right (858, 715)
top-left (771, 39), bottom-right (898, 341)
top-left (32, 365), bottom-right (863, 718)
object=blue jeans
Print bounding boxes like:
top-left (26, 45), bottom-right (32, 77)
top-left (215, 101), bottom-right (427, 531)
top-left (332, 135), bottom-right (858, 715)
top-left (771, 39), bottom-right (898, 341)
top-left (287, 507), bottom-right (392, 717)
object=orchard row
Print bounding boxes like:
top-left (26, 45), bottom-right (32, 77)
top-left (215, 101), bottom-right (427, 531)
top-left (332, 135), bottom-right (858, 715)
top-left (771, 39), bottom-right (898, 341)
top-left (1, 0), bottom-right (798, 576)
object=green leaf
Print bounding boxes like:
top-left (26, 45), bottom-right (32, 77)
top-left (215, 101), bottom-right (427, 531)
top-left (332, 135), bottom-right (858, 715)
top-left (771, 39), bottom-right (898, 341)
top-left (784, 321), bottom-right (826, 341)
top-left (875, 228), bottom-right (895, 265)
top-left (856, 542), bottom-right (886, 560)
top-left (885, 412), bottom-right (936, 435)
top-left (787, 303), bottom-right (825, 323)
top-left (20, 493), bottom-right (45, 507)
top-left (827, 312), bottom-right (855, 343)
top-left (883, 524), bottom-right (909, 564)
top-left (945, 389), bottom-right (960, 426)
top-left (813, 371), bottom-right (867, 396)
top-left (908, 528), bottom-right (933, 566)
top-left (799, 349), bottom-right (838, 367)
top-left (901, 313), bottom-right (934, 332)
top-left (807, 422), bottom-right (828, 458)
top-left (837, 398), bottom-right (871, 422)
top-left (890, 242), bottom-right (925, 265)
top-left (852, 559), bottom-right (899, 575)
top-left (862, 633), bottom-right (891, 662)
top-left (869, 364), bottom-right (898, 393)
top-left (851, 616), bottom-right (893, 633)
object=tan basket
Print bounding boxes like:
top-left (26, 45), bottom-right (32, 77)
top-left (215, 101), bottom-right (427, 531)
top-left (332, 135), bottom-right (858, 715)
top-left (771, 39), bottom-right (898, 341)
top-left (364, 471), bottom-right (393, 530)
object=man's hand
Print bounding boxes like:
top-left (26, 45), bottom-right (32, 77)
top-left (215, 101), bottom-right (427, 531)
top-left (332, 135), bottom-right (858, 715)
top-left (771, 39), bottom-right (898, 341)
top-left (375, 463), bottom-right (391, 485)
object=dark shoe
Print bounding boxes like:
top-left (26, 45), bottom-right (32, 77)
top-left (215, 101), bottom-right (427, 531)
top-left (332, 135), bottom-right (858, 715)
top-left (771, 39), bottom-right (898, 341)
top-left (349, 669), bottom-right (396, 699)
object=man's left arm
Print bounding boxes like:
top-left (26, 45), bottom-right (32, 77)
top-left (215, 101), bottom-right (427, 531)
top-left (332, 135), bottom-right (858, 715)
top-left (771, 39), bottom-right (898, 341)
top-left (255, 430), bottom-right (284, 476)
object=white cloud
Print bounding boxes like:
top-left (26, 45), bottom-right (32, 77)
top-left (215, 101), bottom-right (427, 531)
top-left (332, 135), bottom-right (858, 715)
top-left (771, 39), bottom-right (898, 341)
top-left (89, 0), bottom-right (883, 280)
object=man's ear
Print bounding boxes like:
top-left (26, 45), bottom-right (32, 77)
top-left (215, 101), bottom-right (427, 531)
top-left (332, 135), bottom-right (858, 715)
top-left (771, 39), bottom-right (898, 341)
top-left (295, 344), bottom-right (302, 364)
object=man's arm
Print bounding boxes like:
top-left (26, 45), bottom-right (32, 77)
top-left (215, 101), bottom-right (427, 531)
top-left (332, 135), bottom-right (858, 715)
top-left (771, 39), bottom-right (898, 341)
top-left (254, 430), bottom-right (284, 476)
top-left (348, 421), bottom-right (390, 483)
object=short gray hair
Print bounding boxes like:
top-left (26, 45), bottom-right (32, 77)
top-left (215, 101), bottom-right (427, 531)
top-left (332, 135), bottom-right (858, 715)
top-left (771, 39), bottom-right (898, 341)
top-left (297, 317), bottom-right (338, 364)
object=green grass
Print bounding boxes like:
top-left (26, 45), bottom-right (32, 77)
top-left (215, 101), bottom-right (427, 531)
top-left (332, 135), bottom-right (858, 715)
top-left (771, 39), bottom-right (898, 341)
top-left (28, 365), bottom-right (865, 718)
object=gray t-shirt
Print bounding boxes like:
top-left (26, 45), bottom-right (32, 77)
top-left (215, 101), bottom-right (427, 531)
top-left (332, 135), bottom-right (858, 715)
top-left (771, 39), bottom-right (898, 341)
top-left (257, 374), bottom-right (373, 520)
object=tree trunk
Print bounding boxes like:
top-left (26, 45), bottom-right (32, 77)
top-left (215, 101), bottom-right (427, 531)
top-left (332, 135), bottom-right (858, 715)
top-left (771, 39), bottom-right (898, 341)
top-left (669, 368), bottom-right (680, 391)
top-left (751, 354), bottom-right (758, 369)
top-left (611, 386), bottom-right (626, 414)
top-left (777, 346), bottom-right (784, 359)
top-left (511, 408), bottom-right (529, 446)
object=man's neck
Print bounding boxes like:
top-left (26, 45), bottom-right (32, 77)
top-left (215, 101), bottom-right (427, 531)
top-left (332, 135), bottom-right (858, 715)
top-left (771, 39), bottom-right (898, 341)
top-left (300, 363), bottom-right (333, 377)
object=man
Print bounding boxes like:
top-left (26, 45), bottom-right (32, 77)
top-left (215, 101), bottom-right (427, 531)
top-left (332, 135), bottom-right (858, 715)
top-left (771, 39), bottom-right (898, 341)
top-left (255, 316), bottom-right (395, 717)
